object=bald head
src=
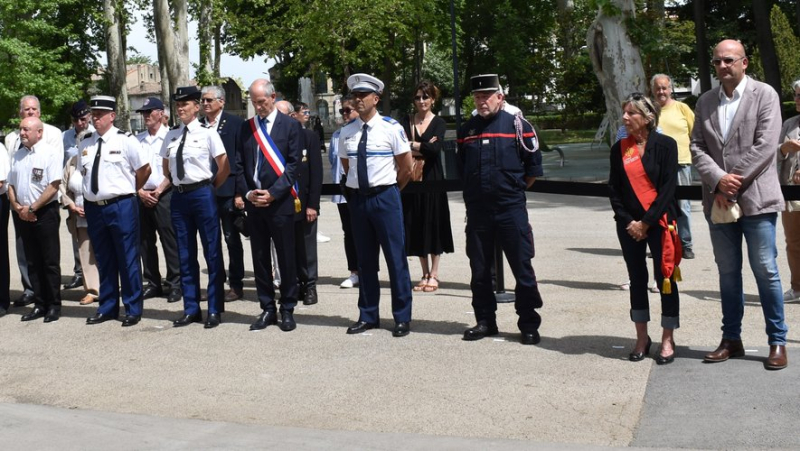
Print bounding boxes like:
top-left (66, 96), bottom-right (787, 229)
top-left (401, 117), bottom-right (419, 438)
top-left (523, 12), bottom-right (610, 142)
top-left (19, 117), bottom-right (44, 148)
top-left (275, 100), bottom-right (293, 116)
top-left (712, 39), bottom-right (748, 94)
top-left (249, 79), bottom-right (277, 118)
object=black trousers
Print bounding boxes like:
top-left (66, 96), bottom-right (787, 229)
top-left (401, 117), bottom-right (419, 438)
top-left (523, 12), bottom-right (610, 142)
top-left (616, 221), bottom-right (679, 325)
top-left (13, 202), bottom-right (61, 310)
top-left (294, 217), bottom-right (319, 291)
top-left (140, 190), bottom-right (180, 290)
top-left (248, 208), bottom-right (297, 312)
top-left (337, 203), bottom-right (358, 272)
top-left (0, 194), bottom-right (9, 309)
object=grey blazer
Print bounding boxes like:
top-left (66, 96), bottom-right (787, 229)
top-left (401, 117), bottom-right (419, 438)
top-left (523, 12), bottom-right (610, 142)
top-left (777, 115), bottom-right (800, 184)
top-left (690, 76), bottom-right (784, 216)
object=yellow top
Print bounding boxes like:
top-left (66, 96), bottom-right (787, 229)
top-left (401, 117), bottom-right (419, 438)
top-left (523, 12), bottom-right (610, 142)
top-left (658, 101), bottom-right (694, 165)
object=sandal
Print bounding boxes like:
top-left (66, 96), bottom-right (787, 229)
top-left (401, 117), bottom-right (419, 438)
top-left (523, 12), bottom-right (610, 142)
top-left (423, 276), bottom-right (439, 292)
top-left (413, 275), bottom-right (430, 292)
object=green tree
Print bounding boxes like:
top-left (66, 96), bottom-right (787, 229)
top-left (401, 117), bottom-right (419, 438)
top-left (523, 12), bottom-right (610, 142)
top-left (769, 4), bottom-right (800, 97)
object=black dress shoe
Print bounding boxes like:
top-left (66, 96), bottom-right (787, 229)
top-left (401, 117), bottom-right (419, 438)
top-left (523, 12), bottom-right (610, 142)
top-left (121, 315), bottom-right (141, 327)
top-left (21, 306), bottom-right (46, 322)
top-left (142, 285), bottom-right (163, 300)
top-left (655, 340), bottom-right (676, 365)
top-left (629, 336), bottom-right (652, 362)
top-left (250, 310), bottom-right (278, 330)
top-left (204, 313), bottom-right (222, 329)
top-left (303, 287), bottom-right (318, 306)
top-left (167, 289), bottom-right (182, 303)
top-left (43, 308), bottom-right (60, 323)
top-left (173, 311), bottom-right (203, 327)
top-left (0, 307), bottom-right (7, 318)
top-left (86, 312), bottom-right (118, 325)
top-left (463, 322), bottom-right (499, 341)
top-left (13, 293), bottom-right (35, 307)
top-left (393, 322), bottom-right (410, 337)
top-left (521, 331), bottom-right (541, 345)
top-left (63, 274), bottom-right (84, 290)
top-left (279, 311), bottom-right (296, 332)
top-left (346, 320), bottom-right (379, 334)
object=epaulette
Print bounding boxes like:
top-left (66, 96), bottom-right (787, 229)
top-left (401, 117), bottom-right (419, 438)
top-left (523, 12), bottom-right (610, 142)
top-left (171, 124), bottom-right (180, 130)
top-left (81, 132), bottom-right (93, 141)
top-left (117, 130), bottom-right (131, 137)
top-left (381, 116), bottom-right (398, 125)
top-left (345, 118), bottom-right (357, 125)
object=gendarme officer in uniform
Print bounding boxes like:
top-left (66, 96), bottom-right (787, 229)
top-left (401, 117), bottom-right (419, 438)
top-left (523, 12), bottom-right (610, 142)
top-left (80, 95), bottom-right (151, 327)
top-left (338, 73), bottom-right (414, 337)
top-left (457, 74), bottom-right (544, 345)
top-left (161, 86), bottom-right (230, 329)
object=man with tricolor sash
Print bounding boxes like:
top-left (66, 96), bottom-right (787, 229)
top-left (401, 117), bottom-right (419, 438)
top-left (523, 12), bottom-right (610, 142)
top-left (236, 78), bottom-right (303, 332)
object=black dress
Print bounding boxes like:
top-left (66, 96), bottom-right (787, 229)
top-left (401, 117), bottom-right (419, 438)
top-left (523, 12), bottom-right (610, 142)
top-left (400, 115), bottom-right (454, 256)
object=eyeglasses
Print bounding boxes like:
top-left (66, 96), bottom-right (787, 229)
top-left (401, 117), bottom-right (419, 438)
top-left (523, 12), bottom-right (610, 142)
top-left (414, 95), bottom-right (430, 101)
top-left (302, 111), bottom-right (310, 116)
top-left (711, 56), bottom-right (745, 67)
top-left (794, 93), bottom-right (800, 99)
top-left (339, 108), bottom-right (353, 115)
top-left (201, 98), bottom-right (219, 103)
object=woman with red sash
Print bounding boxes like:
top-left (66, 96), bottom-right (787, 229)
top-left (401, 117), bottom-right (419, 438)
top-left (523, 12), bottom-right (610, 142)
top-left (609, 93), bottom-right (681, 365)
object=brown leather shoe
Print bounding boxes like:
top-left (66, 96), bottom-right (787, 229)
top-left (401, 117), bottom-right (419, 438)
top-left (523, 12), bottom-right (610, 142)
top-left (224, 288), bottom-right (243, 302)
top-left (704, 339), bottom-right (745, 362)
top-left (765, 345), bottom-right (788, 370)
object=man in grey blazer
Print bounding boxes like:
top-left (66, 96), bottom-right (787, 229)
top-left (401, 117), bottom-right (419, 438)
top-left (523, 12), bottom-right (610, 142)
top-left (691, 39), bottom-right (788, 370)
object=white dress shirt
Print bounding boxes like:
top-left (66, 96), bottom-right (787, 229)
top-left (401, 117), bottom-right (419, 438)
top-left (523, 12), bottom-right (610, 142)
top-left (338, 114), bottom-right (409, 189)
top-left (9, 141), bottom-right (61, 206)
top-left (160, 118), bottom-right (226, 186)
top-left (718, 76), bottom-right (748, 142)
top-left (136, 125), bottom-right (169, 190)
top-left (78, 126), bottom-right (147, 202)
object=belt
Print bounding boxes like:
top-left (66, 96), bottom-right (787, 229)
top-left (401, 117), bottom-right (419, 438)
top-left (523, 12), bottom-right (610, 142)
top-left (87, 194), bottom-right (134, 206)
top-left (175, 180), bottom-right (211, 193)
top-left (348, 184), bottom-right (396, 197)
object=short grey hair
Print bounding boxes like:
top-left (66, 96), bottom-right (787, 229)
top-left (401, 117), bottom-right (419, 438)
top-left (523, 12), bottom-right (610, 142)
top-left (19, 95), bottom-right (40, 112)
top-left (650, 74), bottom-right (672, 92)
top-left (249, 79), bottom-right (275, 97)
top-left (792, 79), bottom-right (800, 91)
top-left (201, 85), bottom-right (226, 101)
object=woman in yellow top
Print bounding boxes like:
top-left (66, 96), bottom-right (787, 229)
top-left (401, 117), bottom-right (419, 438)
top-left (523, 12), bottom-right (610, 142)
top-left (651, 74), bottom-right (695, 259)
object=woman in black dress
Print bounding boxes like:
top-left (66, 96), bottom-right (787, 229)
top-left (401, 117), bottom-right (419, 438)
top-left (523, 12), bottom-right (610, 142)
top-left (400, 80), bottom-right (454, 292)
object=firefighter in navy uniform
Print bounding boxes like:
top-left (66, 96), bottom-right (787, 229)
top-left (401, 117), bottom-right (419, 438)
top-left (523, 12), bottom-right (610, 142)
top-left (457, 74), bottom-right (544, 345)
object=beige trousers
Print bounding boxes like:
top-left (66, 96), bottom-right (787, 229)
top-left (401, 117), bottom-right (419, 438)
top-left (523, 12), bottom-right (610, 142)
top-left (66, 213), bottom-right (99, 296)
top-left (782, 210), bottom-right (800, 291)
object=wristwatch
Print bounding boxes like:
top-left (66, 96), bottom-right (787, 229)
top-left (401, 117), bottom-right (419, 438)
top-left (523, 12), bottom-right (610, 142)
top-left (28, 205), bottom-right (35, 214)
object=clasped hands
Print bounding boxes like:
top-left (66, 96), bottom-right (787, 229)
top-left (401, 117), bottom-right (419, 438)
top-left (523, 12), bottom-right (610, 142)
top-left (249, 189), bottom-right (274, 207)
top-left (626, 220), bottom-right (649, 241)
top-left (715, 173), bottom-right (744, 209)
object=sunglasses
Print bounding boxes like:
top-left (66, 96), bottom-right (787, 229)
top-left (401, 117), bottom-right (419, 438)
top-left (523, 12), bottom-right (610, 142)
top-left (201, 98), bottom-right (219, 103)
top-left (711, 56), bottom-right (745, 67)
top-left (302, 111), bottom-right (310, 116)
top-left (339, 108), bottom-right (353, 115)
top-left (414, 95), bottom-right (430, 101)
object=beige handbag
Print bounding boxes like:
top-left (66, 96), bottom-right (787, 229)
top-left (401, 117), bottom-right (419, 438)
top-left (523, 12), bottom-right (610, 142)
top-left (710, 201), bottom-right (742, 224)
top-left (409, 117), bottom-right (424, 182)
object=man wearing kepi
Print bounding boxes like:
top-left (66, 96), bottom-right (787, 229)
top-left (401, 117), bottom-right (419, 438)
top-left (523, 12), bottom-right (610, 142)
top-left (692, 40), bottom-right (788, 370)
top-left (338, 73), bottom-right (413, 337)
top-left (236, 79), bottom-right (301, 332)
top-left (162, 86), bottom-right (229, 329)
top-left (457, 74), bottom-right (544, 345)
top-left (80, 95), bottom-right (151, 327)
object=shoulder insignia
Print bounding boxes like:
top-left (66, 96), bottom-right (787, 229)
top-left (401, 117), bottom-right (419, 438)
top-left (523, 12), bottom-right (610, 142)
top-left (345, 118), bottom-right (357, 125)
top-left (171, 124), bottom-right (180, 130)
top-left (82, 132), bottom-right (93, 141)
top-left (116, 130), bottom-right (131, 136)
top-left (381, 116), bottom-right (398, 125)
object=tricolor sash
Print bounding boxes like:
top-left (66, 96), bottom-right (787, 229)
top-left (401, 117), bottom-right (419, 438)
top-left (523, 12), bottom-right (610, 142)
top-left (249, 117), bottom-right (301, 213)
top-left (621, 136), bottom-right (682, 293)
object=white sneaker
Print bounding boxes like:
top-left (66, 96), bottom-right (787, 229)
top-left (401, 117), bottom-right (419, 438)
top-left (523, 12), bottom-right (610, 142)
top-left (620, 280), bottom-right (630, 290)
top-left (340, 274), bottom-right (359, 288)
top-left (649, 281), bottom-right (659, 293)
top-left (784, 288), bottom-right (800, 302)
top-left (317, 233), bottom-right (331, 243)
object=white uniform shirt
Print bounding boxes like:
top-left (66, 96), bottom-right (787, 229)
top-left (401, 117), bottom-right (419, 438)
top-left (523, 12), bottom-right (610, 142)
top-left (160, 118), bottom-right (226, 186)
top-left (78, 126), bottom-right (147, 202)
top-left (0, 142), bottom-right (9, 195)
top-left (9, 141), bottom-right (61, 206)
top-left (718, 76), bottom-right (748, 142)
top-left (136, 125), bottom-right (168, 190)
top-left (329, 127), bottom-right (346, 204)
top-left (251, 109), bottom-right (278, 188)
top-left (338, 114), bottom-right (409, 189)
top-left (63, 123), bottom-right (95, 165)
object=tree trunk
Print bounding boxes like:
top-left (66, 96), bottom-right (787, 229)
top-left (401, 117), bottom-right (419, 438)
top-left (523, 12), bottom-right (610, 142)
top-left (213, 22), bottom-right (222, 78)
top-left (753, 0), bottom-right (782, 98)
top-left (103, 0), bottom-right (130, 131)
top-left (694, 0), bottom-right (711, 93)
top-left (153, 0), bottom-right (190, 116)
top-left (586, 0), bottom-right (646, 142)
top-left (197, 0), bottom-right (213, 85)
top-left (381, 32), bottom-right (395, 115)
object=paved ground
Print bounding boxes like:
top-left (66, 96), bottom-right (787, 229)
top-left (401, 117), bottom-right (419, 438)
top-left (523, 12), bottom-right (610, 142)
top-left (1, 143), bottom-right (798, 450)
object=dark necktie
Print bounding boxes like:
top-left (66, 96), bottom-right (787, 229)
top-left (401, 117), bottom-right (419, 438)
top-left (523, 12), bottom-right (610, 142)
top-left (91, 137), bottom-right (103, 194)
top-left (357, 123), bottom-right (369, 190)
top-left (257, 117), bottom-right (269, 174)
top-left (176, 126), bottom-right (188, 181)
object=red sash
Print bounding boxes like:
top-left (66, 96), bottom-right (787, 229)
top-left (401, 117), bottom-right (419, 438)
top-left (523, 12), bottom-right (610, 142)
top-left (249, 118), bottom-right (301, 213)
top-left (620, 137), bottom-right (682, 293)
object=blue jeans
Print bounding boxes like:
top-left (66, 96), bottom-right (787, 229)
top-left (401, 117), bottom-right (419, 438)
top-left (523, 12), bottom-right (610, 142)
top-left (677, 165), bottom-right (693, 249)
top-left (707, 213), bottom-right (787, 345)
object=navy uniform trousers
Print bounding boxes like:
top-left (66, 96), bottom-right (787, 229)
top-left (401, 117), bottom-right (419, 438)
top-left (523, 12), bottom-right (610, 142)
top-left (248, 207), bottom-right (297, 312)
top-left (349, 185), bottom-right (412, 324)
top-left (0, 193), bottom-right (9, 310)
top-left (171, 185), bottom-right (224, 315)
top-left (465, 204), bottom-right (542, 333)
top-left (85, 196), bottom-right (142, 317)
